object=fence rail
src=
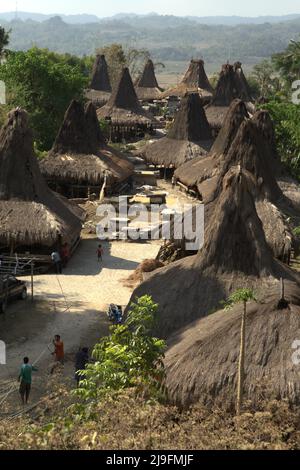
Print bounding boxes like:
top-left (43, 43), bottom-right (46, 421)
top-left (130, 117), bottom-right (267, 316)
top-left (0, 255), bottom-right (51, 277)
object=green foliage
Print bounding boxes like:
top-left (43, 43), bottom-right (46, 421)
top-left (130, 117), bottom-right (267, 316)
top-left (76, 296), bottom-right (166, 402)
top-left (250, 60), bottom-right (281, 98)
top-left (0, 48), bottom-right (87, 150)
top-left (96, 43), bottom-right (150, 86)
top-left (262, 101), bottom-right (300, 180)
top-left (0, 26), bottom-right (10, 56)
top-left (273, 39), bottom-right (300, 85)
top-left (223, 289), bottom-right (256, 309)
top-left (293, 226), bottom-right (300, 237)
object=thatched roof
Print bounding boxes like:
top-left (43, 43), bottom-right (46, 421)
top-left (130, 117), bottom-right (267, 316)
top-left (160, 59), bottom-right (213, 101)
top-left (85, 55), bottom-right (112, 107)
top-left (177, 105), bottom-right (296, 260)
top-left (40, 100), bottom-right (134, 186)
top-left (90, 55), bottom-right (111, 92)
top-left (127, 167), bottom-right (299, 338)
top-left (97, 67), bottom-right (155, 126)
top-left (0, 109), bottom-right (82, 247)
top-left (137, 93), bottom-right (213, 168)
top-left (135, 59), bottom-right (162, 101)
top-left (175, 99), bottom-right (249, 189)
top-left (205, 63), bottom-right (253, 129)
top-left (165, 281), bottom-right (300, 407)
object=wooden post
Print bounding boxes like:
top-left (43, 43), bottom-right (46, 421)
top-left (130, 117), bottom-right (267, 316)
top-left (236, 300), bottom-right (246, 416)
top-left (31, 261), bottom-right (34, 302)
top-left (280, 277), bottom-right (284, 300)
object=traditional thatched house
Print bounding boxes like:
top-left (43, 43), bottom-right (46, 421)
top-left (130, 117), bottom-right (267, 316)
top-left (0, 109), bottom-right (82, 254)
top-left (175, 99), bottom-right (249, 194)
top-left (136, 93), bottom-right (212, 171)
top-left (85, 55), bottom-right (112, 108)
top-left (97, 67), bottom-right (156, 142)
top-left (177, 101), bottom-right (295, 260)
top-left (40, 100), bottom-right (134, 198)
top-left (205, 63), bottom-right (253, 134)
top-left (160, 59), bottom-right (213, 104)
top-left (127, 167), bottom-right (300, 339)
top-left (165, 280), bottom-right (300, 407)
top-left (135, 59), bottom-right (162, 102)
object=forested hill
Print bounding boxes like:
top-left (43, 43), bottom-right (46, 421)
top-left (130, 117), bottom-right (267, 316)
top-left (1, 14), bottom-right (300, 64)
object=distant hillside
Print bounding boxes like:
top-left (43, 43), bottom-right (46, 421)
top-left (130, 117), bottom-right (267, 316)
top-left (1, 11), bottom-right (300, 25)
top-left (0, 14), bottom-right (299, 66)
top-left (0, 11), bottom-right (100, 24)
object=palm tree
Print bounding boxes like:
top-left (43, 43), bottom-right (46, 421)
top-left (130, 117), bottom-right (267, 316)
top-left (225, 288), bottom-right (256, 416)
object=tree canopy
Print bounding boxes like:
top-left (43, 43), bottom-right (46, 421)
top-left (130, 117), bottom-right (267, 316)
top-left (0, 47), bottom-right (87, 150)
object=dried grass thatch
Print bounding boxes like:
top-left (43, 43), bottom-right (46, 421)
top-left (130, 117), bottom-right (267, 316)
top-left (175, 99), bottom-right (249, 189)
top-left (85, 55), bottom-right (112, 107)
top-left (97, 67), bottom-right (155, 126)
top-left (137, 93), bottom-right (213, 168)
top-left (40, 100), bottom-right (134, 187)
top-left (160, 60), bottom-right (213, 102)
top-left (0, 109), bottom-right (82, 247)
top-left (135, 59), bottom-right (162, 101)
top-left (165, 281), bottom-right (300, 407)
top-left (177, 102), bottom-right (294, 260)
top-left (127, 167), bottom-right (299, 338)
top-left (205, 63), bottom-right (253, 130)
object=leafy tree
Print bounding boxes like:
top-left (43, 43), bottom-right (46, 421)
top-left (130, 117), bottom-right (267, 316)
top-left (273, 40), bottom-right (300, 85)
top-left (96, 43), bottom-right (151, 86)
top-left (250, 60), bottom-right (281, 98)
top-left (76, 296), bottom-right (166, 401)
top-left (225, 289), bottom-right (256, 416)
top-left (0, 26), bottom-right (10, 57)
top-left (0, 47), bottom-right (87, 150)
top-left (262, 101), bottom-right (300, 180)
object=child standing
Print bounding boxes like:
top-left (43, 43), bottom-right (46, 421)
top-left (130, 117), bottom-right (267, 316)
top-left (97, 244), bottom-right (103, 262)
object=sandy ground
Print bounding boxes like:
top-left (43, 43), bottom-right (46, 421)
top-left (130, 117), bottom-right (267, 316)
top-left (0, 238), bottom-right (160, 413)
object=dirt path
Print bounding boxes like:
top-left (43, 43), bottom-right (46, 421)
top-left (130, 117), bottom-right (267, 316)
top-left (0, 238), bottom-right (160, 391)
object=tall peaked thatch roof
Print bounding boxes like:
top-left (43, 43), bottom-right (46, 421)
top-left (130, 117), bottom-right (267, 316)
top-left (137, 93), bottom-right (212, 168)
top-left (177, 105), bottom-right (294, 260)
top-left (90, 54), bottom-right (111, 92)
top-left (160, 59), bottom-right (213, 101)
top-left (0, 109), bottom-right (82, 247)
top-left (127, 167), bottom-right (298, 338)
top-left (40, 100), bottom-right (134, 187)
top-left (135, 59), bottom-right (162, 101)
top-left (85, 55), bottom-right (112, 107)
top-left (205, 63), bottom-right (253, 129)
top-left (175, 99), bottom-right (249, 190)
top-left (165, 281), bottom-right (300, 407)
top-left (97, 67), bottom-right (154, 126)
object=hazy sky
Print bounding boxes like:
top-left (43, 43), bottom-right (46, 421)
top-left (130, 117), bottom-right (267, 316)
top-left (0, 0), bottom-right (299, 17)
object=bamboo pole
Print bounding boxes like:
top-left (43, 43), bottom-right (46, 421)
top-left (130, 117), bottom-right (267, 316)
top-left (31, 261), bottom-right (34, 302)
top-left (236, 299), bottom-right (246, 416)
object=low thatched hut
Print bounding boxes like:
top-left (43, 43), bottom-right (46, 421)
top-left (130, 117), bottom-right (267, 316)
top-left (127, 167), bottom-right (299, 339)
top-left (40, 100), bottom-right (134, 198)
top-left (205, 63), bottom-right (253, 134)
top-left (160, 59), bottom-right (213, 104)
top-left (136, 93), bottom-right (212, 171)
top-left (165, 280), bottom-right (300, 407)
top-left (135, 59), bottom-right (162, 102)
top-left (85, 55), bottom-right (112, 108)
top-left (97, 67), bottom-right (156, 142)
top-left (0, 109), bottom-right (82, 254)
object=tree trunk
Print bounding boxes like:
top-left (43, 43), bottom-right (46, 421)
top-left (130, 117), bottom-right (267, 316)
top-left (236, 300), bottom-right (247, 416)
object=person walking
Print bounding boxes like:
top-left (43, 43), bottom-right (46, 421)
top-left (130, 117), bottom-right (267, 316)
top-left (51, 250), bottom-right (62, 274)
top-left (52, 335), bottom-right (64, 364)
top-left (18, 357), bottom-right (38, 405)
top-left (97, 244), bottom-right (104, 262)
